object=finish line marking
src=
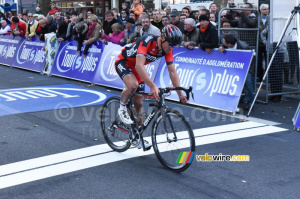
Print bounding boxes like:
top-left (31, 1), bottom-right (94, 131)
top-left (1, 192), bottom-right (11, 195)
top-left (0, 121), bottom-right (287, 189)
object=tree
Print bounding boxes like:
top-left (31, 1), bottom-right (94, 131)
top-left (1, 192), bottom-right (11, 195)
top-left (38, 0), bottom-right (51, 15)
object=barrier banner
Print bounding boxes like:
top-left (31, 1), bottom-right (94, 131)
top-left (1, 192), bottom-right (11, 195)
top-left (293, 103), bottom-right (300, 130)
top-left (12, 36), bottom-right (46, 72)
top-left (44, 33), bottom-right (59, 74)
top-left (51, 39), bottom-right (104, 83)
top-left (0, 35), bottom-right (23, 66)
top-left (154, 48), bottom-right (254, 113)
top-left (93, 42), bottom-right (161, 92)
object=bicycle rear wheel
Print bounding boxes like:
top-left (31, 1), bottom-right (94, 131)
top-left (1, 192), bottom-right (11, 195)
top-left (100, 97), bottom-right (131, 152)
top-left (152, 108), bottom-right (195, 172)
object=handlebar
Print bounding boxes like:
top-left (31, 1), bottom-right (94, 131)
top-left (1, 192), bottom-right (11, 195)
top-left (159, 86), bottom-right (194, 101)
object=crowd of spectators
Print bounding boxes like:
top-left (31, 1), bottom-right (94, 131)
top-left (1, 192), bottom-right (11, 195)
top-left (0, 1), bottom-right (293, 105)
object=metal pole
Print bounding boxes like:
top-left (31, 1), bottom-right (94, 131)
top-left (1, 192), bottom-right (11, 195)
top-left (247, 11), bottom-right (296, 117)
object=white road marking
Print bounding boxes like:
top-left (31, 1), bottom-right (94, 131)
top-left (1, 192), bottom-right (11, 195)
top-left (0, 121), bottom-right (287, 189)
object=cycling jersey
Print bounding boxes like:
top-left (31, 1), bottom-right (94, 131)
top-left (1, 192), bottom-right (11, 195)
top-left (115, 34), bottom-right (174, 83)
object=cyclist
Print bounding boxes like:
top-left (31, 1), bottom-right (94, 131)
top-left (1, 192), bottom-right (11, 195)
top-left (115, 24), bottom-right (188, 149)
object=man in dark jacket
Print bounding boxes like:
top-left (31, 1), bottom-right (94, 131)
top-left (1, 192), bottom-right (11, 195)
top-left (197, 14), bottom-right (218, 54)
top-left (169, 11), bottom-right (184, 33)
top-left (231, 3), bottom-right (258, 48)
top-left (103, 10), bottom-right (120, 35)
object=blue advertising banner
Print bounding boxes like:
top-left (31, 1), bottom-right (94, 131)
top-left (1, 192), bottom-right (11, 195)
top-left (93, 42), bottom-right (161, 92)
top-left (0, 35), bottom-right (23, 66)
top-left (51, 39), bottom-right (104, 83)
top-left (154, 48), bottom-right (253, 113)
top-left (12, 36), bottom-right (46, 72)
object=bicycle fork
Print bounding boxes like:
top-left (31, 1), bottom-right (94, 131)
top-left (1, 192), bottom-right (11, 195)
top-left (160, 107), bottom-right (177, 143)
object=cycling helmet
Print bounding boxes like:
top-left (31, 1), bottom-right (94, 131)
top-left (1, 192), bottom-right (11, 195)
top-left (162, 24), bottom-right (183, 46)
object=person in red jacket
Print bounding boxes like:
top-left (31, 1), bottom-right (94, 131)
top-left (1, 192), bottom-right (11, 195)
top-left (10, 16), bottom-right (26, 36)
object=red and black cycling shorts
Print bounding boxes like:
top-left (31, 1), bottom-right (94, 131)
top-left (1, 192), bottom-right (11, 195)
top-left (115, 59), bottom-right (143, 83)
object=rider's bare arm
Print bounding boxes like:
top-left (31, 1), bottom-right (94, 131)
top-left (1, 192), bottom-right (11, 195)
top-left (167, 63), bottom-right (189, 104)
top-left (135, 54), bottom-right (160, 101)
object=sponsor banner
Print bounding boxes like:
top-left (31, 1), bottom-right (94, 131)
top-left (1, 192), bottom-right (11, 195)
top-left (12, 36), bottom-right (46, 72)
top-left (93, 42), bottom-right (161, 93)
top-left (51, 39), bottom-right (104, 82)
top-left (0, 35), bottom-right (23, 66)
top-left (154, 48), bottom-right (253, 113)
top-left (44, 33), bottom-right (59, 74)
top-left (0, 84), bottom-right (116, 117)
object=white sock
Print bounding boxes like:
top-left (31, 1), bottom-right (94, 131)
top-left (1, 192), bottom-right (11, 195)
top-left (119, 102), bottom-right (126, 111)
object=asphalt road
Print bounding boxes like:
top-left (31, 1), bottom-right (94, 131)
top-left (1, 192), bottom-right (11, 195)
top-left (0, 65), bottom-right (300, 199)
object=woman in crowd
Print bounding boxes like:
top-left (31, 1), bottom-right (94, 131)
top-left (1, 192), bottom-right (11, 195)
top-left (35, 19), bottom-right (49, 41)
top-left (102, 23), bottom-right (124, 45)
top-left (82, 14), bottom-right (102, 58)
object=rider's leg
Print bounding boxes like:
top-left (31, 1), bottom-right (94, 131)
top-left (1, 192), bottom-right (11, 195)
top-left (132, 95), bottom-right (144, 126)
top-left (120, 74), bottom-right (139, 105)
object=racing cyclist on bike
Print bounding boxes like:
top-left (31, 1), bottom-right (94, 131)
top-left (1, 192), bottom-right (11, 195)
top-left (115, 25), bottom-right (188, 149)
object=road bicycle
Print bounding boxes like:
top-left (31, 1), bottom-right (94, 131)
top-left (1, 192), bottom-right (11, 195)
top-left (100, 86), bottom-right (195, 172)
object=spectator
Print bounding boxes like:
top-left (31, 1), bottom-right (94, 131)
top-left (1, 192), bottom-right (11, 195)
top-left (64, 15), bottom-right (70, 24)
top-left (37, 15), bottom-right (46, 22)
top-left (218, 34), bottom-right (254, 110)
top-left (194, 11), bottom-right (200, 22)
top-left (120, 18), bottom-right (138, 45)
top-left (232, 3), bottom-right (258, 48)
top-left (181, 18), bottom-right (199, 50)
top-left (197, 15), bottom-right (218, 54)
top-left (182, 7), bottom-right (194, 19)
top-left (86, 10), bottom-right (92, 20)
top-left (35, 7), bottom-right (43, 15)
top-left (56, 21), bottom-right (68, 42)
top-left (46, 15), bottom-right (57, 33)
top-left (180, 14), bottom-right (187, 22)
top-left (53, 11), bottom-right (64, 26)
top-left (0, 20), bottom-right (11, 35)
top-left (25, 13), bottom-right (39, 39)
top-left (169, 11), bottom-right (184, 33)
top-left (111, 8), bottom-right (124, 26)
top-left (22, 14), bottom-right (28, 23)
top-left (151, 9), bottom-right (163, 31)
top-left (35, 19), bottom-right (48, 41)
top-left (257, 4), bottom-right (269, 82)
top-left (162, 15), bottom-right (171, 27)
top-left (102, 23), bottom-right (125, 45)
top-left (120, 9), bottom-right (129, 24)
top-left (198, 6), bottom-right (206, 16)
top-left (33, 14), bottom-right (39, 21)
top-left (135, 20), bottom-right (142, 39)
top-left (7, 12), bottom-right (12, 21)
top-left (165, 6), bottom-right (171, 15)
top-left (160, 10), bottom-right (166, 17)
top-left (11, 16), bottom-right (26, 36)
top-left (140, 14), bottom-right (160, 36)
top-left (122, 2), bottom-right (130, 16)
top-left (129, 11), bottom-right (137, 21)
top-left (209, 13), bottom-right (216, 25)
top-left (17, 13), bottom-right (23, 20)
top-left (129, 0), bottom-right (143, 20)
top-left (83, 14), bottom-right (101, 57)
top-left (78, 12), bottom-right (85, 22)
top-left (209, 3), bottom-right (219, 23)
top-left (73, 22), bottom-right (87, 55)
top-left (103, 10), bottom-right (119, 35)
top-left (219, 19), bottom-right (239, 41)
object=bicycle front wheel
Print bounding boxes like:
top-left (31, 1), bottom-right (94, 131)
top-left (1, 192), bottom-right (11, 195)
top-left (100, 97), bottom-right (131, 152)
top-left (152, 108), bottom-right (195, 172)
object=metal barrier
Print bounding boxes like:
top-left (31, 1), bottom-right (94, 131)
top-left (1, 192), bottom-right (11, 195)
top-left (218, 7), bottom-right (260, 104)
top-left (262, 20), bottom-right (300, 103)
